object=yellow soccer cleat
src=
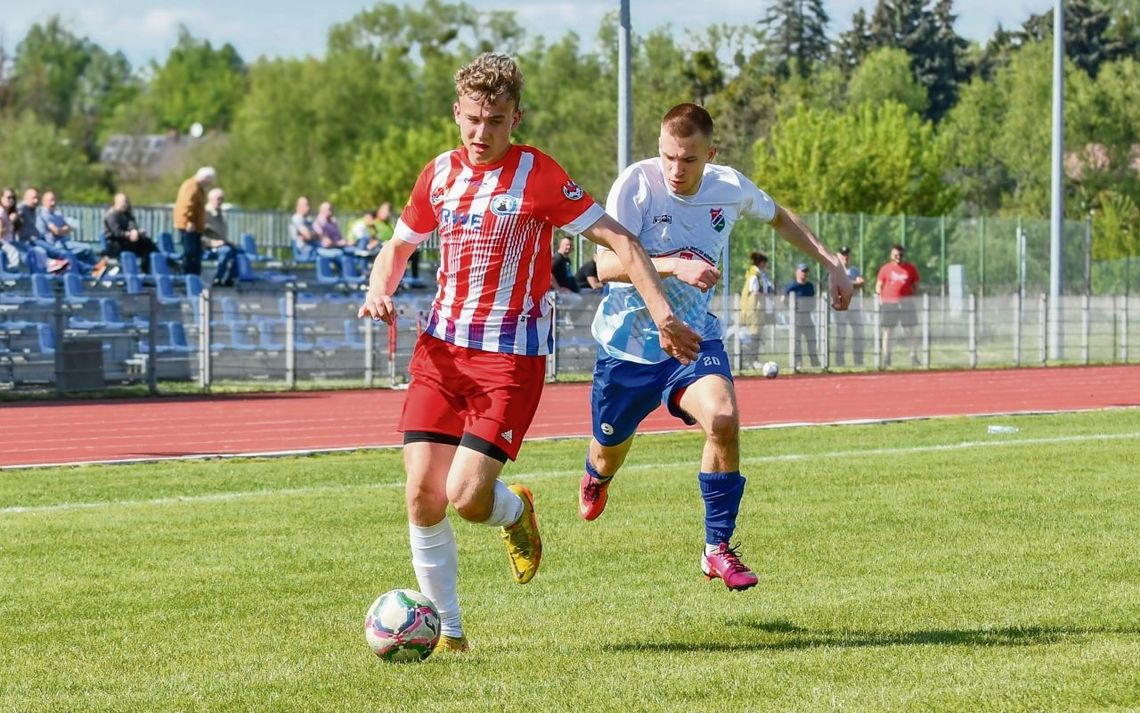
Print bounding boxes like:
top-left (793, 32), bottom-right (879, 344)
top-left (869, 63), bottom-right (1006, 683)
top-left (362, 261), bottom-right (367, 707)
top-left (500, 484), bottom-right (542, 584)
top-left (437, 635), bottom-right (471, 653)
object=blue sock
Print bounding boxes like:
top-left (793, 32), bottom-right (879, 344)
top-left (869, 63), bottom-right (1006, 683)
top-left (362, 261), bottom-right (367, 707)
top-left (698, 471), bottom-right (745, 545)
top-left (585, 457), bottom-right (611, 482)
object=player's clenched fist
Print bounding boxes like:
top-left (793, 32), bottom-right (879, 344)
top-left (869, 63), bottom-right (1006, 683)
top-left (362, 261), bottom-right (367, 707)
top-left (656, 314), bottom-right (701, 365)
top-left (358, 291), bottom-right (396, 324)
top-left (673, 259), bottom-right (721, 292)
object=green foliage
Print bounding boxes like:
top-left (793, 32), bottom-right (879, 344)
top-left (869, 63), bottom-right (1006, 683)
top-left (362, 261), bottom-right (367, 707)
top-left (847, 47), bottom-right (929, 115)
top-left (753, 101), bottom-right (957, 216)
top-left (332, 119), bottom-right (458, 211)
top-left (129, 27), bottom-right (247, 133)
top-left (1020, 0), bottom-right (1128, 77)
top-left (1093, 190), bottom-right (1140, 258)
top-left (942, 77), bottom-right (1011, 213)
top-left (0, 113), bottom-right (110, 202)
top-left (7, 17), bottom-right (96, 128)
top-left (760, 0), bottom-right (831, 78)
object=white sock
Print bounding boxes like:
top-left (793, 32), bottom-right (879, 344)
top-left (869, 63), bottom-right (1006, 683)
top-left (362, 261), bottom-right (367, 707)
top-left (409, 518), bottom-right (462, 638)
top-left (705, 543), bottom-right (721, 556)
top-left (482, 480), bottom-right (524, 527)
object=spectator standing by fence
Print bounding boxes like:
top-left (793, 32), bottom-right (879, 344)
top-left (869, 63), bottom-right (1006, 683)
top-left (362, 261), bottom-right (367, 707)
top-left (739, 251), bottom-right (773, 368)
top-left (876, 243), bottom-right (920, 367)
top-left (784, 262), bottom-right (820, 369)
top-left (174, 167), bottom-right (215, 276)
top-left (834, 246), bottom-right (865, 366)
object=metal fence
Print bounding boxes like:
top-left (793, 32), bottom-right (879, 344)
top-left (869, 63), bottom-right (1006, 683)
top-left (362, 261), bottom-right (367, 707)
top-left (2, 284), bottom-right (1136, 394)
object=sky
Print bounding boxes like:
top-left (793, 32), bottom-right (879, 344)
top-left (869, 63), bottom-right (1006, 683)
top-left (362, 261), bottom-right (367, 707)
top-left (0, 0), bottom-right (1055, 69)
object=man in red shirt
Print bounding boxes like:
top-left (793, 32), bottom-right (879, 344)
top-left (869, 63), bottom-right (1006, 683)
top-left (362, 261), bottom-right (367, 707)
top-left (875, 243), bottom-right (921, 367)
top-left (358, 53), bottom-right (700, 652)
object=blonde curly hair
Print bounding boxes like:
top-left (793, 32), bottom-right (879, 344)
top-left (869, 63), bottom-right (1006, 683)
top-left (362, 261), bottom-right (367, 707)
top-left (454, 53), bottom-right (524, 108)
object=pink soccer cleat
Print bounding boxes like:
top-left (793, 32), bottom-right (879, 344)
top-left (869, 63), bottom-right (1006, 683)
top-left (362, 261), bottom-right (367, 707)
top-left (578, 472), bottom-right (612, 521)
top-left (701, 542), bottom-right (759, 591)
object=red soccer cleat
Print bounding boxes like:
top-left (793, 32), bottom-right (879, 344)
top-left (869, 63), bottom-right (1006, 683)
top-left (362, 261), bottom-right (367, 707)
top-left (578, 472), bottom-right (612, 521)
top-left (701, 542), bottom-right (759, 591)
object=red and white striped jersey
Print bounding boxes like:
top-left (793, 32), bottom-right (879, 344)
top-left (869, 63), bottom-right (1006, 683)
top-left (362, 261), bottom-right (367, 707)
top-left (394, 144), bottom-right (604, 356)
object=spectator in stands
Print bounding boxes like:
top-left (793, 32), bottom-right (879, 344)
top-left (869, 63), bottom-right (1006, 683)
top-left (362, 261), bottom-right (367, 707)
top-left (834, 246), bottom-right (866, 367)
top-left (575, 258), bottom-right (601, 292)
top-left (551, 236), bottom-right (578, 292)
top-left (1, 188), bottom-right (19, 271)
top-left (37, 191), bottom-right (105, 276)
top-left (204, 187), bottom-right (239, 287)
top-left (11, 188), bottom-right (69, 272)
top-left (313, 201), bottom-right (348, 253)
top-left (783, 262), bottom-right (820, 369)
top-left (291, 196), bottom-right (320, 259)
top-left (875, 243), bottom-right (920, 367)
top-left (739, 251), bottom-right (773, 368)
top-left (102, 193), bottom-right (158, 271)
top-left (174, 167), bottom-right (215, 276)
top-left (350, 210), bottom-right (379, 251)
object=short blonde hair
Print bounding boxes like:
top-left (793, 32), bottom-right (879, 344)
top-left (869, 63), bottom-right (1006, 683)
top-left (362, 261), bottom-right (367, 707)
top-left (454, 53), bottom-right (524, 108)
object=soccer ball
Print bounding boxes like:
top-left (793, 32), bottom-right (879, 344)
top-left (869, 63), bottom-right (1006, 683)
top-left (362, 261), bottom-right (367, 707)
top-left (761, 361), bottom-right (779, 379)
top-left (364, 589), bottom-right (441, 663)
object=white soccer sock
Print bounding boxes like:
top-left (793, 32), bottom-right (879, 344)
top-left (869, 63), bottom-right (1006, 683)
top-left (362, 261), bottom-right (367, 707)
top-left (482, 480), bottom-right (524, 528)
top-left (409, 518), bottom-right (462, 638)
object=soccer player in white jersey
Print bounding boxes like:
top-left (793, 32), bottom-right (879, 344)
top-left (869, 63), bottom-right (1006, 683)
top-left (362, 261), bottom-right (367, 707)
top-left (358, 55), bottom-right (700, 651)
top-left (579, 103), bottom-right (853, 590)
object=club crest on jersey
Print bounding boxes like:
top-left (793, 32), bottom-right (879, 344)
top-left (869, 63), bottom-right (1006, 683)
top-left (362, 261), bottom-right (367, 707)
top-left (562, 180), bottom-right (583, 201)
top-left (490, 193), bottom-right (521, 217)
top-left (710, 208), bottom-right (726, 233)
top-left (430, 186), bottom-right (446, 206)
top-left (652, 214), bottom-right (672, 225)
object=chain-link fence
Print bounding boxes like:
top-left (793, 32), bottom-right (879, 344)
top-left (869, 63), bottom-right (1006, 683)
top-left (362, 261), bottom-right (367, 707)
top-left (4, 283), bottom-right (1135, 394)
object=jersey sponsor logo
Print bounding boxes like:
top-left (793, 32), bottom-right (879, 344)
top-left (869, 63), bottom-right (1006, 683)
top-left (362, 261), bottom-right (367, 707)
top-left (651, 214), bottom-right (673, 225)
top-left (562, 180), bottom-right (583, 201)
top-left (651, 246), bottom-right (717, 266)
top-left (490, 193), bottom-right (521, 217)
top-left (710, 207), bottom-right (726, 233)
top-left (430, 186), bottom-right (446, 205)
top-left (439, 207), bottom-right (484, 231)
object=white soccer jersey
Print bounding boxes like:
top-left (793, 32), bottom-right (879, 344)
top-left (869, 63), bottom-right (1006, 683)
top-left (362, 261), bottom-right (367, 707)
top-left (593, 158), bottom-right (778, 364)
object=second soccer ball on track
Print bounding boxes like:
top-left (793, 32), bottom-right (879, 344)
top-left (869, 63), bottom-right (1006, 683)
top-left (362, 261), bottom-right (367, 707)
top-left (761, 361), bottom-right (779, 379)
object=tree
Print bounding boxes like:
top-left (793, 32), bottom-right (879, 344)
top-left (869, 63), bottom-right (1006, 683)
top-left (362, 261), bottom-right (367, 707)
top-left (867, 0), bottom-right (967, 121)
top-left (848, 47), bottom-right (928, 115)
top-left (834, 9), bottom-right (874, 74)
top-left (1092, 190), bottom-right (1140, 259)
top-left (941, 77), bottom-right (1012, 213)
top-left (136, 27), bottom-right (246, 133)
top-left (760, 0), bottom-right (831, 78)
top-left (333, 119), bottom-right (457, 210)
top-left (6, 17), bottom-right (97, 127)
top-left (752, 100), bottom-right (957, 216)
top-left (0, 112), bottom-right (110, 201)
top-left (1020, 0), bottom-right (1126, 77)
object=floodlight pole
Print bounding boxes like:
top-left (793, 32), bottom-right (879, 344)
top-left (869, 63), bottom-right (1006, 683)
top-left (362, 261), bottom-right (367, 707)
top-left (1049, 0), bottom-right (1065, 360)
top-left (618, 0), bottom-right (632, 173)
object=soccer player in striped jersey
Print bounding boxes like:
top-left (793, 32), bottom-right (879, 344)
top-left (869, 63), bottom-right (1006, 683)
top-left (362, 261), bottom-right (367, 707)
top-left (358, 54), bottom-right (700, 651)
top-left (578, 103), bottom-right (853, 590)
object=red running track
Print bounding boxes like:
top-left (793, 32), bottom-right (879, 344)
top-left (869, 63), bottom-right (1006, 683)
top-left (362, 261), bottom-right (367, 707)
top-left (2, 365), bottom-right (1138, 468)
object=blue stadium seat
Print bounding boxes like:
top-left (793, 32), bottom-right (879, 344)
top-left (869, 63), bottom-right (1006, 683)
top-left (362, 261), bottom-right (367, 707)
top-left (315, 256), bottom-right (342, 286)
top-left (339, 254), bottom-right (367, 286)
top-left (0, 251), bottom-right (26, 283)
top-left (157, 231), bottom-right (182, 260)
top-left (241, 233), bottom-right (272, 263)
top-left (155, 275), bottom-right (183, 306)
top-left (185, 274), bottom-right (204, 299)
top-left (35, 323), bottom-right (56, 355)
top-left (317, 319), bottom-right (366, 350)
top-left (149, 251), bottom-right (175, 281)
top-left (30, 274), bottom-right (58, 305)
top-left (255, 317), bottom-right (314, 352)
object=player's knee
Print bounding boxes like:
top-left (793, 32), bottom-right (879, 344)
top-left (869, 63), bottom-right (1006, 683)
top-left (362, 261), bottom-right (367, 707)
top-left (406, 484), bottom-right (447, 522)
top-left (706, 410), bottom-right (739, 445)
top-left (445, 480), bottom-right (491, 522)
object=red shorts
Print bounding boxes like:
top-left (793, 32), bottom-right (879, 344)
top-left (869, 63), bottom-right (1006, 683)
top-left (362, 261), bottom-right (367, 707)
top-left (398, 333), bottom-right (546, 461)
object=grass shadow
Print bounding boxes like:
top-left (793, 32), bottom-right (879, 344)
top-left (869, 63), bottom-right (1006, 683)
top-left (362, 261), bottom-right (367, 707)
top-left (606, 620), bottom-right (1140, 653)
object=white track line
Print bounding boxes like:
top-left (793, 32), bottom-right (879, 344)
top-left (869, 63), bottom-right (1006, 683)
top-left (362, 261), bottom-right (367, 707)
top-left (4, 430), bottom-right (1137, 516)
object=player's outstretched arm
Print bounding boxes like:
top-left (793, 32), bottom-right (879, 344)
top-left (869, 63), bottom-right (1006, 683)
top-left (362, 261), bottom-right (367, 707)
top-left (358, 237), bottom-right (417, 324)
top-left (594, 249), bottom-right (720, 292)
top-left (771, 206), bottom-right (854, 311)
top-left (582, 213), bottom-right (701, 364)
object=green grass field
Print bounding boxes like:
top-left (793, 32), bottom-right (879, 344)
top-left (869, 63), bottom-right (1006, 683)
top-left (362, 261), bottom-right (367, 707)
top-left (2, 411), bottom-right (1139, 712)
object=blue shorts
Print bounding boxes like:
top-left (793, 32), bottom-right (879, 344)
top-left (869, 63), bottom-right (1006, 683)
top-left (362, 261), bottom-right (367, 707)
top-left (591, 339), bottom-right (733, 446)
